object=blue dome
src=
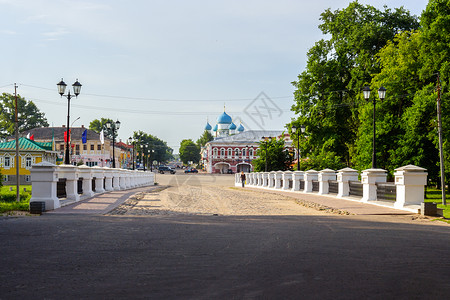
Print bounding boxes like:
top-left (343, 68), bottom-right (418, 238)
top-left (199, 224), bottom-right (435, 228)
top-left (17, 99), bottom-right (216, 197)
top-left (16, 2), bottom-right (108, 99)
top-left (228, 122), bottom-right (237, 130)
top-left (217, 112), bottom-right (232, 124)
top-left (204, 122), bottom-right (212, 130)
top-left (212, 124), bottom-right (218, 131)
top-left (237, 124), bottom-right (244, 132)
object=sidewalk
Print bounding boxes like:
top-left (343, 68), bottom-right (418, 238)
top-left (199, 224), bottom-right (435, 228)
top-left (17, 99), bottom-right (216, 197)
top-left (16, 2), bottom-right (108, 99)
top-left (46, 186), bottom-right (158, 215)
top-left (245, 187), bottom-right (416, 216)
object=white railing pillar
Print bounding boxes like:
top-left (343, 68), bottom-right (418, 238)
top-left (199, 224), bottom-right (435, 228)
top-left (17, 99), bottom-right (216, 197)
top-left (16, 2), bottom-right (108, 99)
top-left (282, 171), bottom-right (293, 190)
top-left (78, 165), bottom-right (95, 199)
top-left (119, 169), bottom-right (127, 190)
top-left (58, 164), bottom-right (80, 202)
top-left (29, 162), bottom-right (60, 210)
top-left (92, 167), bottom-right (105, 194)
top-left (268, 171), bottom-right (276, 188)
top-left (304, 170), bottom-right (318, 193)
top-left (263, 172), bottom-right (269, 187)
top-left (104, 168), bottom-right (114, 191)
top-left (394, 165), bottom-right (428, 208)
top-left (292, 171), bottom-right (304, 191)
top-left (361, 168), bottom-right (387, 202)
top-left (337, 168), bottom-right (359, 198)
top-left (112, 170), bottom-right (121, 190)
top-left (318, 169), bottom-right (336, 195)
top-left (274, 171), bottom-right (283, 189)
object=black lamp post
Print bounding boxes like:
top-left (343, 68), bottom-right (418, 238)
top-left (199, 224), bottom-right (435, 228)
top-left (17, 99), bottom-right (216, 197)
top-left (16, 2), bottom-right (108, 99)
top-left (128, 137), bottom-right (135, 170)
top-left (106, 120), bottom-right (120, 168)
top-left (363, 86), bottom-right (386, 169)
top-left (292, 125), bottom-right (305, 171)
top-left (57, 79), bottom-right (82, 165)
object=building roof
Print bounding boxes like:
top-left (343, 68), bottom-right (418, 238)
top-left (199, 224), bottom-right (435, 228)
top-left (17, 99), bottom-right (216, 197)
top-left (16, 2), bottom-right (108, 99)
top-left (208, 130), bottom-right (286, 145)
top-left (212, 124), bottom-right (218, 131)
top-left (20, 126), bottom-right (108, 142)
top-left (228, 122), bottom-right (237, 130)
top-left (237, 124), bottom-right (245, 132)
top-left (0, 137), bottom-right (53, 151)
top-left (205, 122), bottom-right (212, 130)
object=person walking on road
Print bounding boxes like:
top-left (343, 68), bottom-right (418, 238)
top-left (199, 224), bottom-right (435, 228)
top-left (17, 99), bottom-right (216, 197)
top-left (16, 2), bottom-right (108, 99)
top-left (240, 171), bottom-right (246, 188)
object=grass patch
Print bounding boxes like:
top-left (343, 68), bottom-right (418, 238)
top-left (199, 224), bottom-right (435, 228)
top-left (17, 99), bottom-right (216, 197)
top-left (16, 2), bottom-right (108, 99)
top-left (424, 187), bottom-right (450, 219)
top-left (0, 185), bottom-right (32, 213)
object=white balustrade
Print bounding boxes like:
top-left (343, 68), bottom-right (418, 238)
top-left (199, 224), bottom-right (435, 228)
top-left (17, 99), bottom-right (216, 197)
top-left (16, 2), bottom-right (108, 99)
top-left (394, 165), bottom-right (427, 208)
top-left (29, 163), bottom-right (154, 211)
top-left (318, 169), bottom-right (336, 195)
top-left (361, 168), bottom-right (387, 202)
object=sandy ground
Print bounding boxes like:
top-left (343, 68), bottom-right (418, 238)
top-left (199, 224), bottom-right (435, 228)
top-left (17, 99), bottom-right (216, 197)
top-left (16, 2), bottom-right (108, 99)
top-left (111, 173), bottom-right (330, 216)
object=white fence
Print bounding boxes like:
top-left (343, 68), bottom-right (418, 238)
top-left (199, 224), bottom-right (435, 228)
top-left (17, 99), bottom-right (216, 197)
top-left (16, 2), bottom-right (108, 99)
top-left (235, 165), bottom-right (427, 212)
top-left (29, 162), bottom-right (154, 210)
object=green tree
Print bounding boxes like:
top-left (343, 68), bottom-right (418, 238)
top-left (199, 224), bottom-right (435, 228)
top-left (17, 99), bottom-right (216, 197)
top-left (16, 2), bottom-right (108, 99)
top-left (179, 139), bottom-right (200, 165)
top-left (0, 93), bottom-right (49, 138)
top-left (132, 130), bottom-right (173, 166)
top-left (252, 137), bottom-right (293, 172)
top-left (196, 130), bottom-right (214, 147)
top-left (291, 1), bottom-right (419, 171)
top-left (89, 118), bottom-right (114, 140)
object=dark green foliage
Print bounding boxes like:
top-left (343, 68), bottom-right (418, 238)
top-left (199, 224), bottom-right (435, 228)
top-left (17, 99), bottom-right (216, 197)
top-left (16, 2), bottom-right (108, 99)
top-left (89, 118), bottom-right (115, 140)
top-left (179, 139), bottom-right (200, 164)
top-left (132, 131), bottom-right (174, 164)
top-left (252, 137), bottom-right (293, 172)
top-left (0, 93), bottom-right (49, 138)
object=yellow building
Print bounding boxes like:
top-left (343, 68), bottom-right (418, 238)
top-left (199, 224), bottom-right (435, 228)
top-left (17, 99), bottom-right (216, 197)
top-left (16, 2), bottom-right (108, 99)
top-left (0, 137), bottom-right (58, 185)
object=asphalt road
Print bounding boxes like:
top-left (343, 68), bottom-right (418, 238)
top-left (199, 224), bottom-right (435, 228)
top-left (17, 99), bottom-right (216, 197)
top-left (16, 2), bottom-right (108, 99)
top-left (1, 174), bottom-right (449, 299)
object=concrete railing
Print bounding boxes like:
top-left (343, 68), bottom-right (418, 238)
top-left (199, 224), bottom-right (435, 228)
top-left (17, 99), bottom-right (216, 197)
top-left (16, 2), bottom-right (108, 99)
top-left (30, 162), bottom-right (154, 210)
top-left (235, 165), bottom-right (428, 212)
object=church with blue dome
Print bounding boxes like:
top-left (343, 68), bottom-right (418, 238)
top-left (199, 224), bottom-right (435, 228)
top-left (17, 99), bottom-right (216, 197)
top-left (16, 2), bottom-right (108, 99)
top-left (200, 108), bottom-right (290, 174)
top-left (204, 109), bottom-right (245, 138)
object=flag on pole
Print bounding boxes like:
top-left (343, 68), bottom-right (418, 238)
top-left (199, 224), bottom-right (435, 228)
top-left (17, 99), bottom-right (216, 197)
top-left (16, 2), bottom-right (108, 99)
top-left (99, 129), bottom-right (104, 145)
top-left (51, 127), bottom-right (55, 151)
top-left (64, 129), bottom-right (71, 143)
top-left (26, 133), bottom-right (30, 139)
top-left (82, 129), bottom-right (87, 144)
top-left (30, 134), bottom-right (34, 141)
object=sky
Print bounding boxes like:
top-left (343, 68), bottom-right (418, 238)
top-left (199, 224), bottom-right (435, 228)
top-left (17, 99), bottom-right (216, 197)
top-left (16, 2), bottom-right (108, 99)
top-left (0, 0), bottom-right (429, 153)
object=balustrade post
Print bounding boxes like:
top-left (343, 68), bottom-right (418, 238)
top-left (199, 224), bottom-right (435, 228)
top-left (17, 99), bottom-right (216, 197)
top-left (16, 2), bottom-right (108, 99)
top-left (318, 169), bottom-right (336, 195)
top-left (78, 165), bottom-right (95, 199)
top-left (92, 167), bottom-right (105, 193)
top-left (58, 164), bottom-right (80, 202)
top-left (282, 171), bottom-right (293, 190)
top-left (292, 171), bottom-right (304, 191)
top-left (361, 168), bottom-right (387, 202)
top-left (104, 168), bottom-right (114, 191)
top-left (268, 171), bottom-right (276, 188)
top-left (394, 165), bottom-right (427, 209)
top-left (112, 170), bottom-right (121, 190)
top-left (337, 168), bottom-right (359, 198)
top-left (29, 162), bottom-right (60, 210)
top-left (275, 171), bottom-right (283, 189)
top-left (263, 172), bottom-right (269, 187)
top-left (304, 170), bottom-right (318, 193)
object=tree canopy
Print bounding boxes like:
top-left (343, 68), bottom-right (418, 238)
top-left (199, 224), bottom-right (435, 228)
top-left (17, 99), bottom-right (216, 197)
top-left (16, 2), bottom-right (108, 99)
top-left (132, 130), bottom-right (173, 165)
top-left (290, 1), bottom-right (420, 173)
top-left (0, 93), bottom-right (49, 138)
top-left (89, 118), bottom-right (115, 140)
top-left (252, 136), bottom-right (293, 172)
top-left (179, 139), bottom-right (201, 165)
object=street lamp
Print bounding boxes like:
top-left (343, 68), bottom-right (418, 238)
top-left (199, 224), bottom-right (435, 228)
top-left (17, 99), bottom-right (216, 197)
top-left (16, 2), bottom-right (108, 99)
top-left (57, 79), bottom-right (82, 165)
top-left (150, 149), bottom-right (155, 172)
top-left (142, 143), bottom-right (148, 171)
top-left (128, 137), bottom-right (135, 170)
top-left (106, 119), bottom-right (120, 168)
top-left (363, 86), bottom-right (386, 169)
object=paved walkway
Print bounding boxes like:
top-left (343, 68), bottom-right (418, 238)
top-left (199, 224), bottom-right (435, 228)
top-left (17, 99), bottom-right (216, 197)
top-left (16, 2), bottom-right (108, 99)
top-left (245, 187), bottom-right (416, 215)
top-left (46, 186), bottom-right (158, 215)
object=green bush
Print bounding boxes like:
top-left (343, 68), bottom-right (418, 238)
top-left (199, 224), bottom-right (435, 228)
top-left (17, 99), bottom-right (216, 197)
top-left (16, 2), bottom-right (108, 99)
top-left (0, 191), bottom-right (30, 202)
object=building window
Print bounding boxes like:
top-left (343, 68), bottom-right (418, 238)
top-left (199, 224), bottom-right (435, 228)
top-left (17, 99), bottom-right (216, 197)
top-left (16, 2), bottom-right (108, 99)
top-left (76, 144), bottom-right (80, 151)
top-left (25, 175), bottom-right (31, 182)
top-left (3, 175), bottom-right (9, 182)
top-left (220, 148), bottom-right (225, 157)
top-left (97, 144), bottom-right (101, 151)
top-left (90, 144), bottom-right (94, 151)
top-left (83, 144), bottom-right (87, 151)
top-left (26, 157), bottom-right (32, 167)
top-left (60, 144), bottom-right (64, 151)
top-left (234, 149), bottom-right (239, 157)
top-left (242, 149), bottom-right (247, 157)
top-left (227, 148), bottom-right (232, 157)
top-left (4, 156), bottom-right (10, 167)
top-left (249, 149), bottom-right (254, 157)
top-left (213, 148), bottom-right (218, 157)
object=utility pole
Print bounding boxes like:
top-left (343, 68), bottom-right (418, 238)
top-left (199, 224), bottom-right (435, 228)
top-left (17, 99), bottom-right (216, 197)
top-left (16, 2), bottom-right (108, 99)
top-left (437, 74), bottom-right (446, 205)
top-left (14, 84), bottom-right (20, 202)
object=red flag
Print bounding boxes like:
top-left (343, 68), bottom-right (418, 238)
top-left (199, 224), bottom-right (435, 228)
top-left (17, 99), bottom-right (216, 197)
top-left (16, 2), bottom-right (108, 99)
top-left (30, 134), bottom-right (34, 141)
top-left (64, 130), bottom-right (71, 143)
